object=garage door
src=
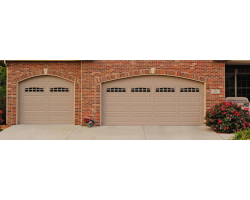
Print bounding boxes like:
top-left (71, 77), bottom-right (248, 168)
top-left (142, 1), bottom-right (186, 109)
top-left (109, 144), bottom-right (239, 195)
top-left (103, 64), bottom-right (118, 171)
top-left (102, 75), bottom-right (204, 125)
top-left (18, 76), bottom-right (74, 124)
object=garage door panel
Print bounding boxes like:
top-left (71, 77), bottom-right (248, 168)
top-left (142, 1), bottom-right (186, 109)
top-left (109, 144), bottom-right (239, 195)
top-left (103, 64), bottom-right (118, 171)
top-left (180, 96), bottom-right (201, 103)
top-left (24, 96), bottom-right (45, 103)
top-left (155, 106), bottom-right (176, 112)
top-left (102, 75), bottom-right (204, 126)
top-left (19, 76), bottom-right (74, 124)
top-left (105, 117), bottom-right (127, 123)
top-left (130, 116), bottom-right (152, 122)
top-left (130, 106), bottom-right (151, 112)
top-left (49, 105), bottom-right (70, 112)
top-left (49, 115), bottom-right (70, 122)
top-left (154, 76), bottom-right (177, 82)
top-left (130, 97), bottom-right (151, 103)
top-left (180, 106), bottom-right (201, 113)
top-left (23, 105), bottom-right (45, 112)
top-left (155, 116), bottom-right (177, 122)
top-left (24, 115), bottom-right (45, 122)
top-left (130, 76), bottom-right (152, 82)
top-left (180, 116), bottom-right (201, 123)
top-left (155, 97), bottom-right (176, 103)
top-left (105, 106), bottom-right (127, 112)
top-left (24, 76), bottom-right (46, 82)
top-left (106, 97), bottom-right (127, 103)
top-left (49, 96), bottom-right (70, 103)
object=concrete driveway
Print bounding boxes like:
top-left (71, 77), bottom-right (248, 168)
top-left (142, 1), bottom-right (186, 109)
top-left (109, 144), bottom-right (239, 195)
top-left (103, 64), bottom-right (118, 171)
top-left (0, 125), bottom-right (226, 140)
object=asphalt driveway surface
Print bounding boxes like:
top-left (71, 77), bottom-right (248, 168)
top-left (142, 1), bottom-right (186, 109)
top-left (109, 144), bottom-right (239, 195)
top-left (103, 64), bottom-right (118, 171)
top-left (0, 125), bottom-right (224, 140)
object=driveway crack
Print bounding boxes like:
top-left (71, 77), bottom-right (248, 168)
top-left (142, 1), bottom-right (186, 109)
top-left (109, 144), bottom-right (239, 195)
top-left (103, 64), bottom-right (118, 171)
top-left (66, 126), bottom-right (78, 140)
top-left (143, 126), bottom-right (146, 140)
top-left (217, 133), bottom-right (226, 140)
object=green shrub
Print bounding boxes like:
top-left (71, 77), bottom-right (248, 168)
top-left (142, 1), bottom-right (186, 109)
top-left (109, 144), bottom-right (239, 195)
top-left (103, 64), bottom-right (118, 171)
top-left (232, 128), bottom-right (250, 140)
top-left (0, 97), bottom-right (6, 124)
top-left (205, 101), bottom-right (250, 133)
top-left (0, 62), bottom-right (6, 124)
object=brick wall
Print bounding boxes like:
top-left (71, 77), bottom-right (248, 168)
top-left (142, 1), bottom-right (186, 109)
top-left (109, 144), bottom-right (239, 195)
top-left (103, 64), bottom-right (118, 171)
top-left (6, 60), bottom-right (225, 126)
top-left (82, 60), bottom-right (225, 126)
top-left (7, 61), bottom-right (81, 125)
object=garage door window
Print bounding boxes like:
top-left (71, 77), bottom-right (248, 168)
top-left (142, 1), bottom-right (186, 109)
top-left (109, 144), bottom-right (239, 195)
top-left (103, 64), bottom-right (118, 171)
top-left (156, 88), bottom-right (175, 92)
top-left (50, 87), bottom-right (69, 92)
top-left (180, 88), bottom-right (199, 92)
top-left (131, 88), bottom-right (150, 92)
top-left (25, 87), bottom-right (44, 92)
top-left (107, 88), bottom-right (126, 92)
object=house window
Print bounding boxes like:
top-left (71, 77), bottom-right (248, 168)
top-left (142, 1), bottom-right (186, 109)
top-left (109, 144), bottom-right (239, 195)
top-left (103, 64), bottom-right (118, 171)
top-left (156, 88), bottom-right (175, 92)
top-left (107, 88), bottom-right (126, 92)
top-left (225, 65), bottom-right (250, 100)
top-left (50, 87), bottom-right (69, 92)
top-left (180, 88), bottom-right (199, 92)
top-left (131, 88), bottom-right (150, 92)
top-left (25, 87), bottom-right (44, 92)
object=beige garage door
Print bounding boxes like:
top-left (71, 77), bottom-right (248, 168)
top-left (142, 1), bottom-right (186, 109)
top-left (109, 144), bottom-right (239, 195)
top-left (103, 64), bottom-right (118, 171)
top-left (102, 75), bottom-right (204, 125)
top-left (18, 76), bottom-right (74, 124)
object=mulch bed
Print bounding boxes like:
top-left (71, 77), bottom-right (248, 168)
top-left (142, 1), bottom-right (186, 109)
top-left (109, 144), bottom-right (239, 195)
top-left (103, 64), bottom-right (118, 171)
top-left (0, 124), bottom-right (11, 131)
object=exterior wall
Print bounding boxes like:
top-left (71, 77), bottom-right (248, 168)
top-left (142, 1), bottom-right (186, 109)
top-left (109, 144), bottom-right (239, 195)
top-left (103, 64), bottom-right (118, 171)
top-left (7, 61), bottom-right (81, 125)
top-left (6, 60), bottom-right (225, 126)
top-left (82, 60), bottom-right (225, 126)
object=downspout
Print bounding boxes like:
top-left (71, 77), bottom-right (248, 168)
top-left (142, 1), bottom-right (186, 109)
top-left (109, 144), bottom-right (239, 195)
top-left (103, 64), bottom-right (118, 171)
top-left (235, 68), bottom-right (238, 97)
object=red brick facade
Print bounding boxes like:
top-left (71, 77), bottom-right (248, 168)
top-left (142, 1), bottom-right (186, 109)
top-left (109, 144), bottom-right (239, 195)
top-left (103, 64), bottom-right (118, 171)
top-left (7, 60), bottom-right (225, 126)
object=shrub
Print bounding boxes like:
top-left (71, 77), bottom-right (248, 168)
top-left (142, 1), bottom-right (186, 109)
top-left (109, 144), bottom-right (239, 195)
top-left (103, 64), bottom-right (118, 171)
top-left (0, 110), bottom-right (3, 125)
top-left (205, 101), bottom-right (250, 133)
top-left (0, 97), bottom-right (6, 124)
top-left (0, 63), bottom-right (6, 125)
top-left (232, 128), bottom-right (250, 140)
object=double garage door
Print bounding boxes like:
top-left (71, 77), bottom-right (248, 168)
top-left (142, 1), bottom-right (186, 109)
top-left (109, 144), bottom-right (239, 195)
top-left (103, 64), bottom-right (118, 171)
top-left (102, 76), bottom-right (204, 125)
top-left (18, 76), bottom-right (74, 124)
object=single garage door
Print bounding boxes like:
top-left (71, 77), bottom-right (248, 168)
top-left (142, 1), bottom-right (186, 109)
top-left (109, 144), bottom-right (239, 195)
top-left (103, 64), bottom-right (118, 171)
top-left (18, 76), bottom-right (74, 124)
top-left (102, 75), bottom-right (204, 125)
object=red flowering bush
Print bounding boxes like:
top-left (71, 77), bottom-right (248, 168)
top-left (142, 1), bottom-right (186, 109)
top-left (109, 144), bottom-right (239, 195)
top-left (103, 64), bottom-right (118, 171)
top-left (0, 110), bottom-right (3, 125)
top-left (205, 101), bottom-right (250, 133)
top-left (0, 96), bottom-right (6, 124)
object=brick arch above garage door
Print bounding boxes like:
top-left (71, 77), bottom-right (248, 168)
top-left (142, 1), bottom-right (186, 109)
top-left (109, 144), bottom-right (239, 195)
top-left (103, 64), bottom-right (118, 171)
top-left (96, 69), bottom-right (209, 83)
top-left (102, 75), bottom-right (205, 126)
top-left (14, 70), bottom-right (81, 84)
